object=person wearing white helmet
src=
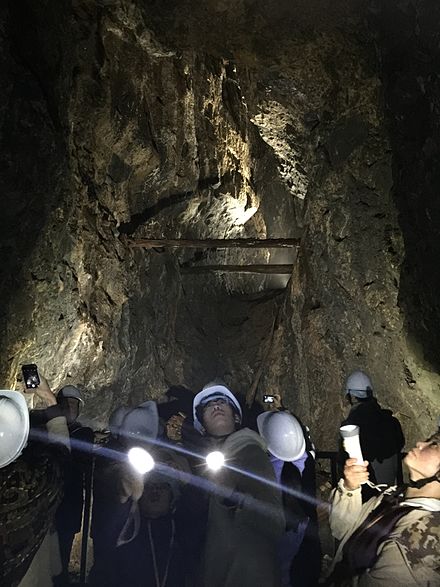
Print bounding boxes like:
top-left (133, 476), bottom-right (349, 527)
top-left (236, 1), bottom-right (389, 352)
top-left (257, 408), bottom-right (321, 587)
top-left (191, 382), bottom-right (284, 587)
top-left (0, 376), bottom-right (71, 587)
top-left (325, 429), bottom-right (440, 586)
top-left (0, 391), bottom-right (29, 468)
top-left (52, 386), bottom-right (94, 586)
top-left (57, 385), bottom-right (85, 424)
top-left (32, 383), bottom-right (94, 584)
top-left (90, 400), bottom-right (161, 578)
top-left (345, 370), bottom-right (374, 400)
top-left (341, 370), bottom-right (405, 493)
top-left (118, 400), bottom-right (160, 446)
top-left (91, 448), bottom-right (191, 587)
top-left (193, 383), bottom-right (243, 435)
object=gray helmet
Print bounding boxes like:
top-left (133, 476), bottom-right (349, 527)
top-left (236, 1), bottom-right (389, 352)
top-left (120, 401), bottom-right (159, 442)
top-left (345, 370), bottom-right (373, 399)
top-left (109, 406), bottom-right (130, 438)
top-left (57, 385), bottom-right (84, 405)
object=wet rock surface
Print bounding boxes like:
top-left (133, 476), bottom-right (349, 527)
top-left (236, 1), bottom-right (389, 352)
top-left (0, 0), bottom-right (438, 445)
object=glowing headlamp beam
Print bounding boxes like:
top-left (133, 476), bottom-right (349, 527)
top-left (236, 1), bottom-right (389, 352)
top-left (205, 450), bottom-right (225, 471)
top-left (127, 446), bottom-right (155, 474)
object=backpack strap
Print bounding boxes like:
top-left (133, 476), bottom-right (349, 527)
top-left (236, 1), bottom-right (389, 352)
top-left (326, 499), bottom-right (416, 585)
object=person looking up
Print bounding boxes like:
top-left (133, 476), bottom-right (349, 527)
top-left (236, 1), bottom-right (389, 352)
top-left (192, 382), bottom-right (285, 587)
top-left (326, 428), bottom-right (440, 586)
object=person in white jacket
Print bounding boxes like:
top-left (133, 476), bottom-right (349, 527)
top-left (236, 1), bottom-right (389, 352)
top-left (326, 429), bottom-right (440, 586)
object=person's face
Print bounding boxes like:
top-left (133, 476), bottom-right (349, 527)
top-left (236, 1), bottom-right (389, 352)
top-left (60, 397), bottom-right (80, 424)
top-left (166, 413), bottom-right (186, 441)
top-left (202, 398), bottom-right (237, 436)
top-left (140, 482), bottom-right (173, 519)
top-left (404, 433), bottom-right (440, 481)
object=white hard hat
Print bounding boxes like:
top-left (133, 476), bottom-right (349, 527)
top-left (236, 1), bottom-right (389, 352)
top-left (345, 370), bottom-right (373, 398)
top-left (109, 406), bottom-right (130, 438)
top-left (120, 400), bottom-right (159, 442)
top-left (58, 385), bottom-right (84, 405)
top-left (0, 390), bottom-right (30, 468)
top-left (193, 385), bottom-right (242, 433)
top-left (257, 411), bottom-right (306, 461)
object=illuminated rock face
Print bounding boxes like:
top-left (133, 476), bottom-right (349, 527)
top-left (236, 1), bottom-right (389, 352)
top-left (0, 1), bottom-right (438, 444)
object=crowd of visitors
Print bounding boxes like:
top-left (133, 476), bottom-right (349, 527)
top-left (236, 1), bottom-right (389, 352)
top-left (0, 369), bottom-right (438, 586)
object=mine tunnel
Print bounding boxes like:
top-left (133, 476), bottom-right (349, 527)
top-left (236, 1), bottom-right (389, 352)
top-left (0, 1), bottom-right (439, 586)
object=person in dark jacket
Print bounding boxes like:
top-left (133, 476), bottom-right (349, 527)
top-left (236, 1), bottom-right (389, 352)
top-left (92, 471), bottom-right (189, 587)
top-left (340, 370), bottom-right (404, 495)
top-left (1, 378), bottom-right (70, 587)
top-left (31, 384), bottom-right (94, 585)
top-left (89, 401), bottom-right (161, 582)
top-left (55, 386), bottom-right (94, 585)
top-left (192, 383), bottom-right (285, 587)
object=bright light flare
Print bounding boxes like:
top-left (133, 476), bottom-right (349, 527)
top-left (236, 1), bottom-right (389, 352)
top-left (128, 446), bottom-right (155, 474)
top-left (206, 450), bottom-right (225, 471)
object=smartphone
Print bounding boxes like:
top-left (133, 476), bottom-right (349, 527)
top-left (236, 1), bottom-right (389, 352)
top-left (263, 395), bottom-right (275, 403)
top-left (22, 364), bottom-right (40, 389)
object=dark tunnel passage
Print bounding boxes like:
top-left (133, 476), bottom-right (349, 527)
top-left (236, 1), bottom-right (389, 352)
top-left (1, 1), bottom-right (440, 584)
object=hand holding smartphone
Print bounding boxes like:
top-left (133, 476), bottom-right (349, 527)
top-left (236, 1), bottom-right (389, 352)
top-left (22, 364), bottom-right (40, 389)
top-left (21, 364), bottom-right (57, 406)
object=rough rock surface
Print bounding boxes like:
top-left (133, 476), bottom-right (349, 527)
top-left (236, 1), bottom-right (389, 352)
top-left (0, 0), bottom-right (438, 446)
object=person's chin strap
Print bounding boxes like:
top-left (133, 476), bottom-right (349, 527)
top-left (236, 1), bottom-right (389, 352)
top-left (408, 475), bottom-right (440, 489)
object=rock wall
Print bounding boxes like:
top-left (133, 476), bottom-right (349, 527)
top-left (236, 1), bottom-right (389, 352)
top-left (0, 0), bottom-right (438, 444)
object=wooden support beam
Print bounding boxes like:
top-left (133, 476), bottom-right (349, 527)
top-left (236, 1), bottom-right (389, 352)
top-left (181, 264), bottom-right (294, 274)
top-left (130, 238), bottom-right (300, 249)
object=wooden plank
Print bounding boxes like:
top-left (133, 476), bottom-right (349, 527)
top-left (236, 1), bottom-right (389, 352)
top-left (130, 238), bottom-right (300, 249)
top-left (181, 264), bottom-right (294, 274)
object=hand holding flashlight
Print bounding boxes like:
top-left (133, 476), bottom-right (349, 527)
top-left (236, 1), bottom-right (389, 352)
top-left (128, 447), bottom-right (155, 474)
top-left (343, 458), bottom-right (369, 490)
top-left (122, 447), bottom-right (155, 503)
top-left (340, 425), bottom-right (369, 488)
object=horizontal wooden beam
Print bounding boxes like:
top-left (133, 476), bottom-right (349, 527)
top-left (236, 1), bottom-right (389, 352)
top-left (130, 238), bottom-right (300, 249)
top-left (181, 264), bottom-right (294, 274)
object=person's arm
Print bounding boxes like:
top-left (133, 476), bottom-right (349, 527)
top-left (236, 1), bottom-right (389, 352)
top-left (30, 375), bottom-right (71, 452)
top-left (31, 374), bottom-right (58, 407)
top-left (329, 458), bottom-right (368, 539)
